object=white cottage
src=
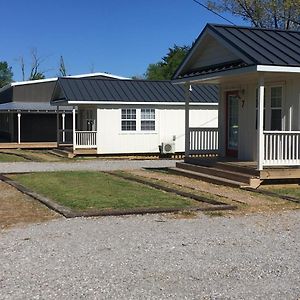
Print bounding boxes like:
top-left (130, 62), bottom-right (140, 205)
top-left (51, 77), bottom-right (218, 155)
top-left (173, 24), bottom-right (300, 186)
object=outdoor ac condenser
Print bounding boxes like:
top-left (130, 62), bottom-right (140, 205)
top-left (160, 142), bottom-right (175, 154)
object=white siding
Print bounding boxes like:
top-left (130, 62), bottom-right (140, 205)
top-left (95, 105), bottom-right (218, 154)
top-left (219, 75), bottom-right (300, 161)
top-left (183, 34), bottom-right (239, 74)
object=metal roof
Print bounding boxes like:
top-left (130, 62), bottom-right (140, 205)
top-left (0, 102), bottom-right (71, 112)
top-left (0, 72), bottom-right (129, 93)
top-left (174, 24), bottom-right (300, 80)
top-left (52, 78), bottom-right (218, 104)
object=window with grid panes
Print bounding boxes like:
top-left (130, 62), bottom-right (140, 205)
top-left (121, 109), bottom-right (136, 131)
top-left (270, 87), bottom-right (282, 130)
top-left (141, 108), bottom-right (155, 131)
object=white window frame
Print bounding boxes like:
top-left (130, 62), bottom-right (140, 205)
top-left (255, 85), bottom-right (284, 131)
top-left (270, 86), bottom-right (283, 131)
top-left (121, 108), bottom-right (137, 131)
top-left (120, 108), bottom-right (157, 133)
top-left (141, 108), bottom-right (155, 131)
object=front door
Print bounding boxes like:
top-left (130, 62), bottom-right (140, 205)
top-left (226, 92), bottom-right (239, 157)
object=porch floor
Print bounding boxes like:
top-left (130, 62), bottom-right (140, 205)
top-left (0, 142), bottom-right (58, 149)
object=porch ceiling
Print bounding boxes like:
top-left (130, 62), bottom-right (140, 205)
top-left (187, 69), bottom-right (300, 86)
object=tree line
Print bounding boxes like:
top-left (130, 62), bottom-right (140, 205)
top-left (0, 50), bottom-right (68, 88)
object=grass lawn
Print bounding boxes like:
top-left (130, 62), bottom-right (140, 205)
top-left (0, 153), bottom-right (27, 162)
top-left (9, 171), bottom-right (200, 211)
top-left (261, 184), bottom-right (300, 199)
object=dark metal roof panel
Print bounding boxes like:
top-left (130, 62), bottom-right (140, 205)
top-left (0, 102), bottom-right (71, 112)
top-left (53, 78), bottom-right (218, 104)
top-left (212, 25), bottom-right (300, 66)
top-left (174, 24), bottom-right (300, 80)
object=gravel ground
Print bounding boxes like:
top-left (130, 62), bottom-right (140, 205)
top-left (1, 210), bottom-right (299, 299)
top-left (0, 159), bottom-right (178, 174)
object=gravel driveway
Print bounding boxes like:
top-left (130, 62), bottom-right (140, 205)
top-left (1, 210), bottom-right (299, 299)
top-left (0, 159), bottom-right (178, 174)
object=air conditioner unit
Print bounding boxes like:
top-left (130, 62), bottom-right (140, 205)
top-left (161, 142), bottom-right (175, 154)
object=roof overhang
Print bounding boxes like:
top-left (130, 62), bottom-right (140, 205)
top-left (57, 101), bottom-right (218, 106)
top-left (173, 65), bottom-right (300, 85)
top-left (0, 102), bottom-right (72, 113)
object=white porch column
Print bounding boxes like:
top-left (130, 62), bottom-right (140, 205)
top-left (257, 74), bottom-right (265, 170)
top-left (62, 113), bottom-right (66, 142)
top-left (184, 82), bottom-right (191, 160)
top-left (17, 113), bottom-right (21, 144)
top-left (56, 106), bottom-right (60, 146)
top-left (72, 107), bottom-right (76, 151)
top-left (96, 107), bottom-right (101, 154)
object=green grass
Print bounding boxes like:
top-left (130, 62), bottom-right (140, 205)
top-left (0, 153), bottom-right (27, 162)
top-left (9, 171), bottom-right (199, 211)
top-left (265, 186), bottom-right (300, 199)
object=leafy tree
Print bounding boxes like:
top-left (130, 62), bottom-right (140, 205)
top-left (131, 74), bottom-right (145, 80)
top-left (145, 45), bottom-right (190, 80)
top-left (0, 61), bottom-right (13, 88)
top-left (206, 0), bottom-right (300, 29)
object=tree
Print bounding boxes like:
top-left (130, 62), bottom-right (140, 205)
top-left (206, 0), bottom-right (300, 29)
top-left (0, 61), bottom-right (13, 88)
top-left (59, 55), bottom-right (67, 77)
top-left (145, 45), bottom-right (190, 80)
top-left (28, 49), bottom-right (46, 80)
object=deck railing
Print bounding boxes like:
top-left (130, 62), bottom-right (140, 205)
top-left (189, 127), bottom-right (218, 154)
top-left (263, 131), bottom-right (300, 166)
top-left (75, 131), bottom-right (97, 149)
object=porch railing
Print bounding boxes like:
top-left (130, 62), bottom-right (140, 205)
top-left (263, 131), bottom-right (300, 166)
top-left (75, 131), bottom-right (97, 149)
top-left (189, 127), bottom-right (218, 154)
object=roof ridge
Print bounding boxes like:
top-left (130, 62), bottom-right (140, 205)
top-left (58, 77), bottom-right (173, 83)
top-left (209, 23), bottom-right (300, 34)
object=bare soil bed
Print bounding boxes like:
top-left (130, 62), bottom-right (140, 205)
top-left (127, 169), bottom-right (300, 214)
top-left (0, 181), bottom-right (59, 230)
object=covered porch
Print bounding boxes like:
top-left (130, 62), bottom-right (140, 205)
top-left (171, 23), bottom-right (300, 186)
top-left (56, 105), bottom-right (98, 154)
top-left (183, 70), bottom-right (300, 175)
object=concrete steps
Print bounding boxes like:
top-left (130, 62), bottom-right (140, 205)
top-left (175, 162), bottom-right (261, 188)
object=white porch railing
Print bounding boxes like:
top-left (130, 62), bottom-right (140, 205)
top-left (263, 131), bottom-right (300, 166)
top-left (75, 131), bottom-right (97, 149)
top-left (189, 127), bottom-right (218, 154)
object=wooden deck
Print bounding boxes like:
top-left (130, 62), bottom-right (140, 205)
top-left (175, 157), bottom-right (300, 188)
top-left (0, 142), bottom-right (58, 149)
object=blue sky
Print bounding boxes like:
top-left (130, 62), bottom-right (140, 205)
top-left (1, 0), bottom-right (247, 81)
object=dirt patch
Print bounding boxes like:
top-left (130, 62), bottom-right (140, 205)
top-left (127, 169), bottom-right (299, 215)
top-left (0, 180), bottom-right (59, 231)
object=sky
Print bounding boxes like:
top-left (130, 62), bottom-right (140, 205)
top-left (1, 0), bottom-right (247, 81)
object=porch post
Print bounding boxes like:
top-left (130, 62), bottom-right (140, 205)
top-left (257, 74), bottom-right (265, 170)
top-left (17, 113), bottom-right (21, 144)
top-left (62, 113), bottom-right (66, 142)
top-left (72, 107), bottom-right (76, 151)
top-left (96, 107), bottom-right (101, 154)
top-left (56, 106), bottom-right (60, 147)
top-left (184, 82), bottom-right (191, 160)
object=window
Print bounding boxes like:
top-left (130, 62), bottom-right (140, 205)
top-left (121, 109), bottom-right (136, 131)
top-left (270, 87), bottom-right (282, 130)
top-left (255, 88), bottom-right (266, 130)
top-left (141, 108), bottom-right (155, 131)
